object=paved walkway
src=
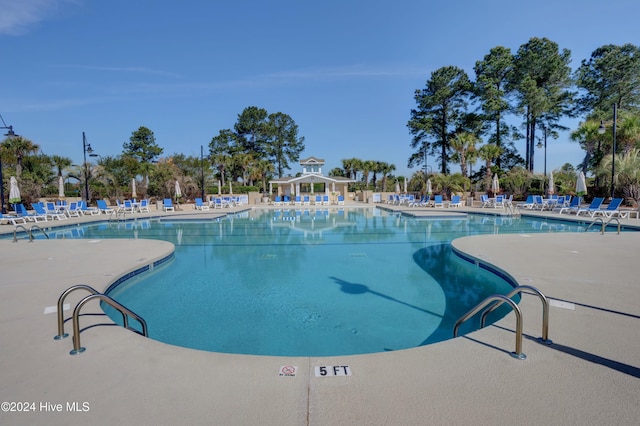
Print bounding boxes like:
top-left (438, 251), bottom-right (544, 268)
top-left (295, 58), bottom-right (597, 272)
top-left (1, 202), bottom-right (639, 425)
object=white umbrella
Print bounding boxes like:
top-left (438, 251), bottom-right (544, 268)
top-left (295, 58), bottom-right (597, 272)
top-left (229, 180), bottom-right (233, 195)
top-left (9, 176), bottom-right (20, 203)
top-left (217, 180), bottom-right (221, 195)
top-left (131, 178), bottom-right (137, 199)
top-left (547, 172), bottom-right (555, 195)
top-left (491, 174), bottom-right (500, 194)
top-left (426, 179), bottom-right (432, 195)
top-left (403, 178), bottom-right (407, 194)
top-left (395, 181), bottom-right (400, 193)
top-left (576, 171), bottom-right (587, 197)
top-left (58, 176), bottom-right (65, 199)
top-left (175, 180), bottom-right (182, 199)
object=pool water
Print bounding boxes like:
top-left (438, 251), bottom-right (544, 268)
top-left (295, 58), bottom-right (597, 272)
top-left (87, 208), bottom-right (587, 357)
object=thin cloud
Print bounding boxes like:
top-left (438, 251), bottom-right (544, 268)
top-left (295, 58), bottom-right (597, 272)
top-left (0, 0), bottom-right (78, 36)
top-left (262, 65), bottom-right (425, 81)
top-left (56, 64), bottom-right (183, 79)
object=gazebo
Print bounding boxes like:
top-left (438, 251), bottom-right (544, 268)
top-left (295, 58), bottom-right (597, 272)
top-left (268, 156), bottom-right (354, 203)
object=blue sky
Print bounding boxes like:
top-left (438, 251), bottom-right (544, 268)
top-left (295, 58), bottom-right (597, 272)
top-left (1, 0), bottom-right (638, 178)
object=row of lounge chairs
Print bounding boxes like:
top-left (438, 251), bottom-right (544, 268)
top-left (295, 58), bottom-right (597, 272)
top-left (272, 195), bottom-right (344, 206)
top-left (386, 194), bottom-right (463, 208)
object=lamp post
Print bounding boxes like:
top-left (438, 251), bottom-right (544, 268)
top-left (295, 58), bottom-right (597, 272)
top-left (598, 104), bottom-right (617, 199)
top-left (536, 126), bottom-right (547, 194)
top-left (82, 132), bottom-right (98, 202)
top-left (0, 114), bottom-right (19, 214)
top-left (200, 145), bottom-right (205, 200)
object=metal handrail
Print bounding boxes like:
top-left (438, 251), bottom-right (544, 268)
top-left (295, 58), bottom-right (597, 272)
top-left (54, 285), bottom-right (101, 340)
top-left (29, 224), bottom-right (49, 240)
top-left (480, 285), bottom-right (552, 344)
top-left (453, 294), bottom-right (526, 360)
top-left (13, 225), bottom-right (30, 242)
top-left (605, 217), bottom-right (621, 234)
top-left (12, 224), bottom-right (50, 242)
top-left (586, 217), bottom-right (621, 234)
top-left (70, 293), bottom-right (148, 355)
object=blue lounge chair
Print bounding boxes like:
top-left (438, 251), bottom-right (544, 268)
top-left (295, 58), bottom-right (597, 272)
top-left (322, 195), bottom-right (329, 206)
top-left (558, 196), bottom-right (581, 214)
top-left (576, 197), bottom-right (605, 216)
top-left (78, 200), bottom-right (101, 215)
top-left (138, 199), bottom-right (151, 213)
top-left (195, 197), bottom-right (209, 210)
top-left (449, 195), bottom-right (462, 208)
top-left (16, 203), bottom-right (48, 222)
top-left (96, 199), bottom-right (115, 214)
top-left (33, 203), bottom-right (60, 221)
top-left (0, 211), bottom-right (27, 225)
top-left (337, 195), bottom-right (344, 205)
top-left (433, 195), bottom-right (444, 208)
top-left (163, 198), bottom-right (175, 211)
top-left (591, 198), bottom-right (623, 218)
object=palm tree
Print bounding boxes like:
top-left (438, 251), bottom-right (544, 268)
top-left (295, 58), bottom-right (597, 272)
top-left (478, 143), bottom-right (502, 185)
top-left (598, 148), bottom-right (640, 203)
top-left (2, 136), bottom-right (40, 178)
top-left (571, 119), bottom-right (606, 184)
top-left (361, 160), bottom-right (376, 189)
top-left (51, 155), bottom-right (72, 177)
top-left (379, 162), bottom-right (396, 192)
top-left (450, 132), bottom-right (478, 177)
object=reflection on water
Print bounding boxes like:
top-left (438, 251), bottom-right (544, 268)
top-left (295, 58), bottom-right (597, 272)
top-left (47, 208), bottom-right (591, 356)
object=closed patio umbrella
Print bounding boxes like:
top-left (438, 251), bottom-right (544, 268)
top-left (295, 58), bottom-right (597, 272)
top-left (58, 176), bottom-right (65, 199)
top-left (217, 180), bottom-right (221, 195)
top-left (547, 172), bottom-right (555, 195)
top-left (229, 180), bottom-right (233, 195)
top-left (9, 176), bottom-right (20, 204)
top-left (576, 171), bottom-right (587, 198)
top-left (131, 178), bottom-right (137, 199)
top-left (491, 174), bottom-right (500, 194)
top-left (403, 178), bottom-right (407, 194)
top-left (175, 180), bottom-right (182, 199)
top-left (395, 181), bottom-right (400, 194)
top-left (426, 179), bottom-right (432, 195)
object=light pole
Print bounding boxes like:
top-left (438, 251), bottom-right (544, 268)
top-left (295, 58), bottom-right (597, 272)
top-left (598, 104), bottom-right (617, 199)
top-left (200, 145), bottom-right (205, 200)
top-left (537, 126), bottom-right (547, 194)
top-left (82, 132), bottom-right (98, 202)
top-left (0, 114), bottom-right (19, 214)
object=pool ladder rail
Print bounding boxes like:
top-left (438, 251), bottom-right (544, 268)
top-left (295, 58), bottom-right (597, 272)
top-left (54, 284), bottom-right (148, 355)
top-left (586, 217), bottom-right (621, 234)
top-left (12, 224), bottom-right (49, 242)
top-left (453, 285), bottom-right (552, 360)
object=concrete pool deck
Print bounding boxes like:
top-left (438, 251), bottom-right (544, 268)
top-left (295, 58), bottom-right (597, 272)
top-left (1, 203), bottom-right (639, 425)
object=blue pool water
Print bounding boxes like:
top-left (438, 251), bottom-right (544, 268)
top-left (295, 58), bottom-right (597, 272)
top-left (52, 208), bottom-right (591, 357)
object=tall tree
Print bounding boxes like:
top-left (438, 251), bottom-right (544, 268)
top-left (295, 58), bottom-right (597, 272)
top-left (264, 112), bottom-right (305, 178)
top-left (450, 131), bottom-right (478, 177)
top-left (575, 43), bottom-right (640, 117)
top-left (234, 106), bottom-right (269, 158)
top-left (408, 66), bottom-right (473, 174)
top-left (474, 46), bottom-right (514, 168)
top-left (51, 155), bottom-right (72, 177)
top-left (209, 129), bottom-right (236, 187)
top-left (510, 37), bottom-right (573, 171)
top-left (123, 126), bottom-right (163, 184)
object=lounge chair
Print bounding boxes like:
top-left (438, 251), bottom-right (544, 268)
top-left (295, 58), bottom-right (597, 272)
top-left (294, 195), bottom-right (301, 206)
top-left (480, 195), bottom-right (492, 208)
top-left (65, 201), bottom-right (81, 217)
top-left (322, 195), bottom-right (330, 206)
top-left (303, 196), bottom-right (310, 206)
top-left (283, 195), bottom-right (290, 205)
top-left (77, 200), bottom-right (100, 215)
top-left (138, 199), bottom-right (150, 213)
top-left (337, 195), bottom-right (344, 205)
top-left (433, 195), bottom-right (444, 208)
top-left (591, 198), bottom-right (623, 218)
top-left (315, 195), bottom-right (322, 205)
top-left (97, 199), bottom-right (115, 214)
top-left (273, 196), bottom-right (282, 206)
top-left (163, 198), bottom-right (175, 212)
top-left (409, 195), bottom-right (427, 207)
top-left (558, 196), bottom-right (581, 214)
top-left (449, 195), bottom-right (462, 208)
top-left (20, 203), bottom-right (50, 222)
top-left (0, 211), bottom-right (27, 225)
top-left (195, 197), bottom-right (209, 210)
top-left (576, 197), bottom-right (605, 216)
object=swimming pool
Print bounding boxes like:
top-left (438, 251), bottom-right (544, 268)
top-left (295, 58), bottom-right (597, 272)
top-left (58, 208), bottom-right (588, 357)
